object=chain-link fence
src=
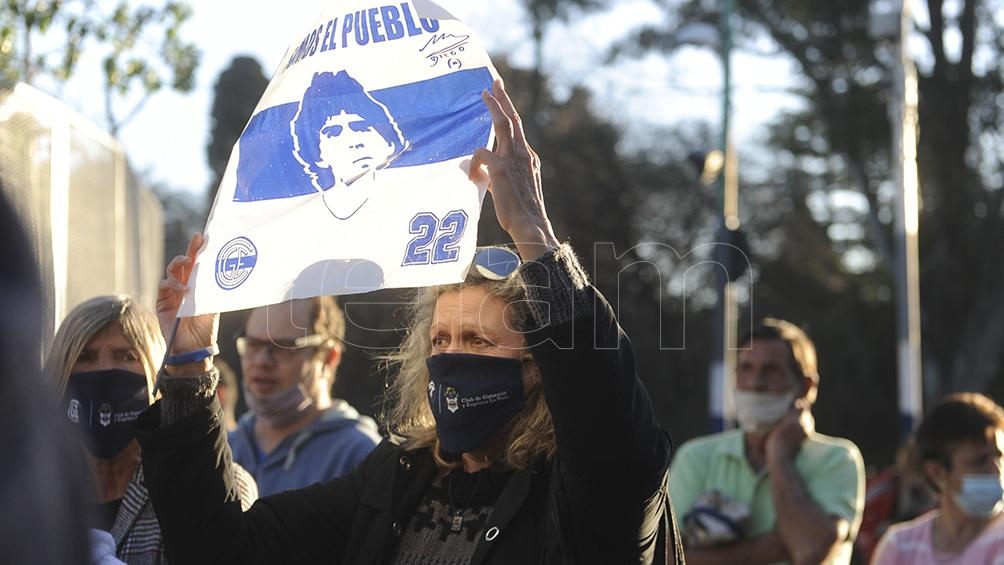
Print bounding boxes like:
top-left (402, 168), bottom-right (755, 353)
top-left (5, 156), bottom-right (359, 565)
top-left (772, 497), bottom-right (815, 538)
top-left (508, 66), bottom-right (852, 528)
top-left (0, 83), bottom-right (164, 351)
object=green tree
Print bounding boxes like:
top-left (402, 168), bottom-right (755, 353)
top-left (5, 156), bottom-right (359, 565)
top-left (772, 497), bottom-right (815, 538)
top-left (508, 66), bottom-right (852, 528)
top-left (206, 55), bottom-right (268, 208)
top-left (0, 0), bottom-right (199, 134)
top-left (150, 180), bottom-right (203, 260)
top-left (618, 0), bottom-right (1004, 409)
top-left (517, 0), bottom-right (607, 135)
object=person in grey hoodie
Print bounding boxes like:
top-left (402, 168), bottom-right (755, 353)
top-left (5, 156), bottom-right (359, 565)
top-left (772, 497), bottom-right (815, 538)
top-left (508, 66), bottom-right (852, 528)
top-left (227, 296), bottom-right (380, 495)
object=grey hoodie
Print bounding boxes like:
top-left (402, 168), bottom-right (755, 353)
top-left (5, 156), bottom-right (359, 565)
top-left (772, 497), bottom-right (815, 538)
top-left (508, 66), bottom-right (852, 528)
top-left (228, 399), bottom-right (380, 496)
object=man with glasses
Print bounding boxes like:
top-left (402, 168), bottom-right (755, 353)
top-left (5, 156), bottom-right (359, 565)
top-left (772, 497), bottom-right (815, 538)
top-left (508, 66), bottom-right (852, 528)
top-left (227, 297), bottom-right (380, 495)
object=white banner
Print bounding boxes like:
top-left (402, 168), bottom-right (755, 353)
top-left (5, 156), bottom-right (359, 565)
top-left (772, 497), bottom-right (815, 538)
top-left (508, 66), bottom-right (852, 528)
top-left (180, 0), bottom-right (497, 315)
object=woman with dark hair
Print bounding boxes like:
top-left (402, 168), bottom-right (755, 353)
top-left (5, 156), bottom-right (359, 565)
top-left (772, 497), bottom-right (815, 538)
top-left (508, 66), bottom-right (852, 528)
top-left (136, 79), bottom-right (681, 564)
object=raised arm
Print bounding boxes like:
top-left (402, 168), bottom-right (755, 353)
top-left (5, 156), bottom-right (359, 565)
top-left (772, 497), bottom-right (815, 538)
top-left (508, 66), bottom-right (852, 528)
top-left (471, 78), bottom-right (672, 562)
top-left (152, 233), bottom-right (219, 419)
top-left (136, 234), bottom-right (360, 564)
top-left (470, 78), bottom-right (668, 478)
top-left (468, 79), bottom-right (559, 262)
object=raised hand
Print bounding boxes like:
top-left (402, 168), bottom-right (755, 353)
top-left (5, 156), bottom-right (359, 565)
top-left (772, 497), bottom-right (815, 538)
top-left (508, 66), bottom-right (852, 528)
top-left (469, 78), bottom-right (559, 261)
top-left (156, 233), bottom-right (219, 370)
top-left (766, 406), bottom-right (813, 464)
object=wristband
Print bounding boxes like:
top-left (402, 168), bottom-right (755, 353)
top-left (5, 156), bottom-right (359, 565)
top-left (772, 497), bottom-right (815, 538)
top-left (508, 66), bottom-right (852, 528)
top-left (165, 344), bottom-right (219, 366)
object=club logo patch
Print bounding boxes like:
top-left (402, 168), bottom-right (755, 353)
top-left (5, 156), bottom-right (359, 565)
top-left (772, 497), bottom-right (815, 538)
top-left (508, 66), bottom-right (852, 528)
top-left (445, 386), bottom-right (459, 413)
top-left (215, 237), bottom-right (258, 290)
top-left (67, 399), bottom-right (80, 423)
top-left (99, 403), bottom-right (112, 427)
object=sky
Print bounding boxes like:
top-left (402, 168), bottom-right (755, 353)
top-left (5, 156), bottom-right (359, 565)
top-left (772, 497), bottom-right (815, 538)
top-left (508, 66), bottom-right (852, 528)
top-left (52, 0), bottom-right (803, 197)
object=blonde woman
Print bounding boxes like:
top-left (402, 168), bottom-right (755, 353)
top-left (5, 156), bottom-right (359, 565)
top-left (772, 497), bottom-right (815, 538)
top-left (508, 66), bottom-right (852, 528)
top-left (46, 295), bottom-right (258, 564)
top-left (136, 80), bottom-right (681, 564)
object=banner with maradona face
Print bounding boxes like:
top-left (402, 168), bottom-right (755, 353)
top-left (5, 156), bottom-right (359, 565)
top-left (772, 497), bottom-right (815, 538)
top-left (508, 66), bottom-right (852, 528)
top-left (180, 0), bottom-right (496, 315)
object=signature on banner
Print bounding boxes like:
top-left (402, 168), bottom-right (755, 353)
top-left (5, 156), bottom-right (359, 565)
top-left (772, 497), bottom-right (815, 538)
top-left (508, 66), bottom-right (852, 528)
top-left (420, 33), bottom-right (470, 69)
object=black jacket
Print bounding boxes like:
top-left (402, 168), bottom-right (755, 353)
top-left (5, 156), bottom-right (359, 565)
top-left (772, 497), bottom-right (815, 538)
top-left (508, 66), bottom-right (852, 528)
top-left (136, 286), bottom-right (681, 564)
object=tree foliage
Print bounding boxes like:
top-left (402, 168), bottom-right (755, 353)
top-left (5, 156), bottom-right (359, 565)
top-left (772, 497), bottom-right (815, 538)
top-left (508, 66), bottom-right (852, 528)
top-left (517, 0), bottom-right (609, 134)
top-left (150, 180), bottom-right (203, 260)
top-left (0, 0), bottom-right (199, 134)
top-left (618, 0), bottom-right (1004, 411)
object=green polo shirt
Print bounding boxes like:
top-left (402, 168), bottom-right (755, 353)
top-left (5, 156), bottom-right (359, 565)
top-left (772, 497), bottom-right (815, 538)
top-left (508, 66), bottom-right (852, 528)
top-left (668, 429), bottom-right (864, 565)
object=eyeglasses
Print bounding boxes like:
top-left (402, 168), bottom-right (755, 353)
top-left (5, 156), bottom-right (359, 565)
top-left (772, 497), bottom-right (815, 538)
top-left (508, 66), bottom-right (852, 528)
top-left (235, 334), bottom-right (329, 362)
top-left (472, 246), bottom-right (521, 281)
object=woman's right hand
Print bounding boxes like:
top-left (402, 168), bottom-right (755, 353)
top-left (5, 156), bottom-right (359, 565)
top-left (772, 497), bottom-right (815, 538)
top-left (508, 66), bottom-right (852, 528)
top-left (469, 79), bottom-right (559, 261)
top-left (156, 233), bottom-right (219, 369)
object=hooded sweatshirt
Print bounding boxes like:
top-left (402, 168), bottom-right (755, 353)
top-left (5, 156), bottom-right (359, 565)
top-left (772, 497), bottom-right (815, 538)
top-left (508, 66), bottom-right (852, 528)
top-left (228, 399), bottom-right (380, 496)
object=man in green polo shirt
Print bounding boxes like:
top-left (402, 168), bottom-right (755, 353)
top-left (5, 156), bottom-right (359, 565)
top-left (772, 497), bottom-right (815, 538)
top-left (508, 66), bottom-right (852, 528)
top-left (669, 318), bottom-right (864, 565)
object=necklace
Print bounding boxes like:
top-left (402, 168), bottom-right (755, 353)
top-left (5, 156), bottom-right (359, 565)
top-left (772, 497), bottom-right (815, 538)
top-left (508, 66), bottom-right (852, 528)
top-left (447, 470), bottom-right (486, 532)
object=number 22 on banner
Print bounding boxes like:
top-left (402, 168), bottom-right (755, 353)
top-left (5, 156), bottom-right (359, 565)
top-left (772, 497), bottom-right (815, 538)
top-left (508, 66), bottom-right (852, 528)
top-left (402, 210), bottom-right (469, 265)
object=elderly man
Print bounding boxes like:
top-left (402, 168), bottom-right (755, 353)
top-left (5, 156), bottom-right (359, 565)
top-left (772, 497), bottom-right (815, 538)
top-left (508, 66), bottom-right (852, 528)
top-left (669, 318), bottom-right (865, 565)
top-left (227, 296), bottom-right (380, 495)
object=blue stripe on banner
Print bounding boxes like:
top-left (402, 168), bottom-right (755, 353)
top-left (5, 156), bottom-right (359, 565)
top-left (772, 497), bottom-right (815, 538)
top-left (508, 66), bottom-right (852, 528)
top-left (222, 254), bottom-right (257, 271)
top-left (234, 67), bottom-right (493, 202)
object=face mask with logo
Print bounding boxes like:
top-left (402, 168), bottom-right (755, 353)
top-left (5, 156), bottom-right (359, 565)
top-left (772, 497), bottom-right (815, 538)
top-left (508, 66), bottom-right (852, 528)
top-left (733, 389), bottom-right (796, 433)
top-left (243, 382), bottom-right (314, 429)
top-left (426, 353), bottom-right (526, 454)
top-left (952, 474), bottom-right (1004, 518)
top-left (64, 369), bottom-right (149, 459)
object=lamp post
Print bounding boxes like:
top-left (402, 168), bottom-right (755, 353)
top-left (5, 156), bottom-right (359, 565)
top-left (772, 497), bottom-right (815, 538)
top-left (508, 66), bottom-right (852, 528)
top-left (889, 0), bottom-right (923, 438)
top-left (673, 2), bottom-right (739, 432)
top-left (710, 0), bottom-right (738, 432)
top-left (869, 1), bottom-right (923, 438)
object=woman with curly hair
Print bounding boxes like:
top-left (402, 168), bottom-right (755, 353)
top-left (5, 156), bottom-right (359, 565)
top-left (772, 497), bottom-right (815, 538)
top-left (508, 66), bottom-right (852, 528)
top-left (136, 79), bottom-right (680, 564)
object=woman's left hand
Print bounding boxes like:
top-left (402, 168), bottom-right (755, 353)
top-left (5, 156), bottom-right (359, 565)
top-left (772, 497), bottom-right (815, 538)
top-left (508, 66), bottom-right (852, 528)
top-left (156, 233), bottom-right (219, 373)
top-left (469, 79), bottom-right (559, 261)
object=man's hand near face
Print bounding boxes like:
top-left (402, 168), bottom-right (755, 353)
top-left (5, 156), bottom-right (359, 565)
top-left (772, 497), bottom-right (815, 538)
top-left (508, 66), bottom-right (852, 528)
top-left (766, 406), bottom-right (813, 464)
top-left (767, 406), bottom-right (849, 565)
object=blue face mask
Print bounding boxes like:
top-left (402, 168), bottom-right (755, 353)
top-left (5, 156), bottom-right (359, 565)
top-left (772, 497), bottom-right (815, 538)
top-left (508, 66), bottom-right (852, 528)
top-left (426, 353), bottom-right (526, 454)
top-left (64, 369), bottom-right (149, 459)
top-left (952, 474), bottom-right (1004, 518)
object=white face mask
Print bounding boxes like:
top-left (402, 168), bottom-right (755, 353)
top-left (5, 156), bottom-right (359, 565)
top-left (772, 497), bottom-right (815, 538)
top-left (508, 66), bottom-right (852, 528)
top-left (733, 390), bottom-right (795, 433)
top-left (951, 474), bottom-right (1004, 519)
top-left (243, 382), bottom-right (314, 428)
